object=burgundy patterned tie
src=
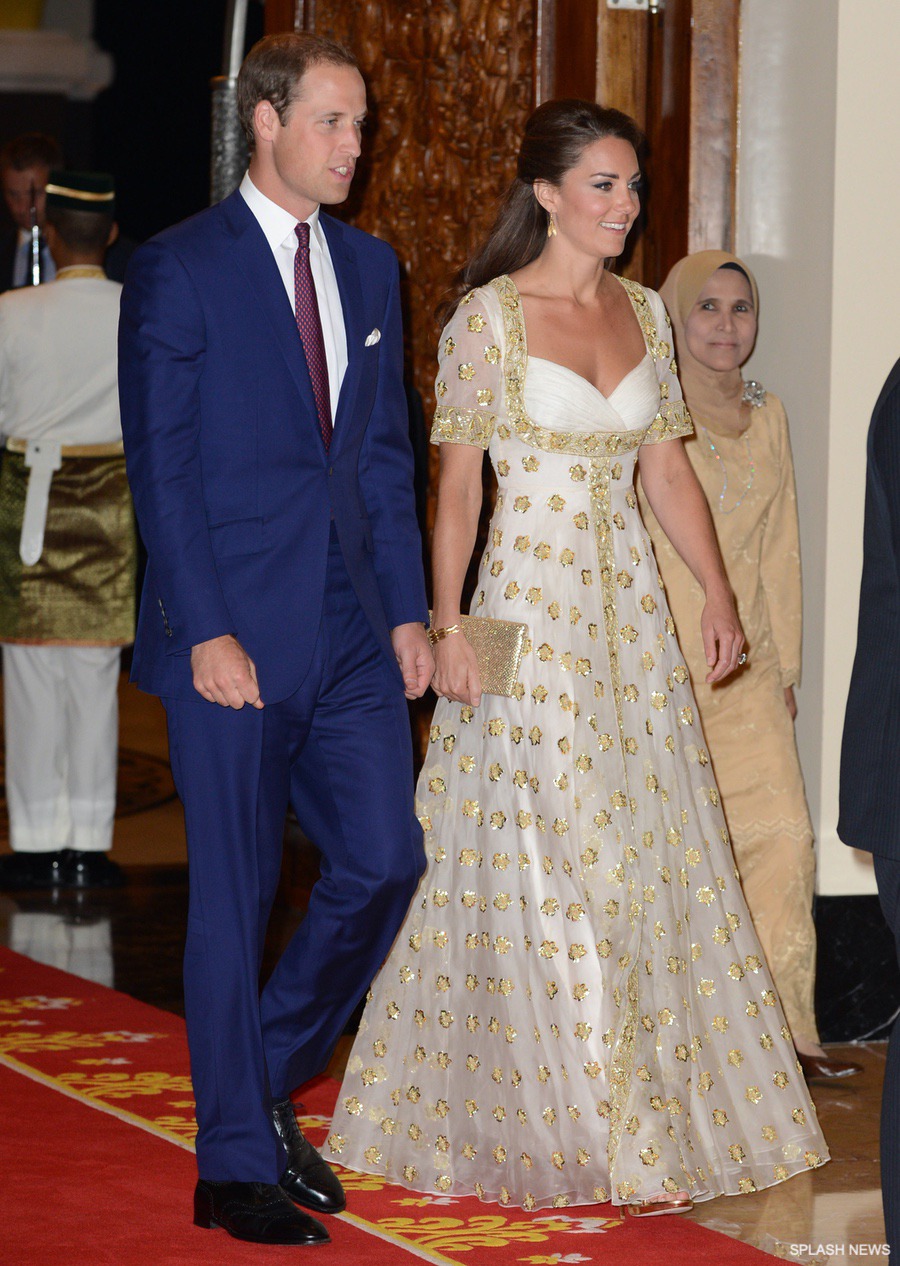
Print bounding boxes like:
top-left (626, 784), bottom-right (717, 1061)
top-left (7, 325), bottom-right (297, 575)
top-left (293, 221), bottom-right (333, 450)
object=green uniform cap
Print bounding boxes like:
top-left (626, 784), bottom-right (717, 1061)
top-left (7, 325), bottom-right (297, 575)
top-left (45, 170), bottom-right (115, 214)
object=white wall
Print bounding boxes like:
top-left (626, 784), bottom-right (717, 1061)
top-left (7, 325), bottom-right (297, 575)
top-left (737, 0), bottom-right (900, 894)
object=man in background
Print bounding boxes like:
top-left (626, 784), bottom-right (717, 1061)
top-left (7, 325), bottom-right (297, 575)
top-left (0, 133), bottom-right (134, 289)
top-left (0, 172), bottom-right (135, 891)
top-left (0, 133), bottom-right (62, 290)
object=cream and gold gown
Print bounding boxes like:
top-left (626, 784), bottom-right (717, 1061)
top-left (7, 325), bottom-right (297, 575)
top-left (328, 276), bottom-right (827, 1210)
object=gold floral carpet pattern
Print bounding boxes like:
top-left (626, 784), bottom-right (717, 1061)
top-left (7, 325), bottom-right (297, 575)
top-left (0, 946), bottom-right (777, 1264)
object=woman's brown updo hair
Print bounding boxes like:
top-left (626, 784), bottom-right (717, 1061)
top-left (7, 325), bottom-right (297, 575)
top-left (438, 99), bottom-right (644, 325)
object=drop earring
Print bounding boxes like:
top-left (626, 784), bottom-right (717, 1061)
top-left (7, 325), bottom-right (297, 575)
top-left (547, 213), bottom-right (557, 238)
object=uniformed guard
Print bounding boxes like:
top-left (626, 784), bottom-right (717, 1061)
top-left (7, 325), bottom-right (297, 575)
top-left (0, 171), bottom-right (136, 890)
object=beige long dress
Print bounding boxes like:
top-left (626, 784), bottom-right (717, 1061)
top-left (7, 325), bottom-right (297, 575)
top-left (329, 275), bottom-right (827, 1211)
top-left (638, 394), bottom-right (818, 1044)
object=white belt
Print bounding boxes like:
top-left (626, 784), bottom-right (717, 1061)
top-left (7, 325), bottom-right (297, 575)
top-left (19, 439), bottom-right (62, 565)
top-left (6, 437), bottom-right (125, 567)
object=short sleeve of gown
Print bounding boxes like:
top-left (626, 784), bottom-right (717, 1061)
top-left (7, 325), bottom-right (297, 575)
top-left (640, 287), bottom-right (695, 446)
top-left (430, 289), bottom-right (502, 450)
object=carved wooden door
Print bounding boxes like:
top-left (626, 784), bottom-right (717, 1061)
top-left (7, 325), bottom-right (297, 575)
top-left (265, 0), bottom-right (738, 364)
top-left (268, 0), bottom-right (539, 425)
top-left (541, 0), bottom-right (739, 289)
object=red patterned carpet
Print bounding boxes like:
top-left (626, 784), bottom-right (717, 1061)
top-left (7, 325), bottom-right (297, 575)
top-left (0, 946), bottom-right (777, 1263)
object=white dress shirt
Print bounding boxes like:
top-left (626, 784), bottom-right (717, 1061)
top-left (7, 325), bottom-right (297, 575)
top-left (239, 172), bottom-right (347, 425)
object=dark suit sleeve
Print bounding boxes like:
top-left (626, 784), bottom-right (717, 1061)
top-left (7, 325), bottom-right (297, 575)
top-left (872, 376), bottom-right (900, 573)
top-left (357, 251), bottom-right (428, 629)
top-left (839, 362), bottom-right (900, 852)
top-left (118, 240), bottom-right (234, 654)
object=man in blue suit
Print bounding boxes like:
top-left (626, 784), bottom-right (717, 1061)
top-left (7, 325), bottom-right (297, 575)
top-left (119, 33), bottom-right (432, 1248)
top-left (839, 356), bottom-right (900, 1256)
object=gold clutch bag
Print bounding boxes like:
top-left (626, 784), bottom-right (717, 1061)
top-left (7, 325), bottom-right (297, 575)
top-left (430, 614), bottom-right (529, 697)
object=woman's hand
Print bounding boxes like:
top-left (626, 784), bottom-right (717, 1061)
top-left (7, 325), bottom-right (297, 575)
top-left (700, 587), bottom-right (745, 683)
top-left (431, 631), bottom-right (483, 708)
top-left (641, 441), bottom-right (749, 684)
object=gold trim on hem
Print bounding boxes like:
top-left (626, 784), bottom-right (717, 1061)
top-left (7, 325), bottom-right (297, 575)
top-left (431, 406), bottom-right (495, 449)
top-left (5, 438), bottom-right (124, 458)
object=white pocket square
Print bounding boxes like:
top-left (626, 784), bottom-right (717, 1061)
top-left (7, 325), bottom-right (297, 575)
top-left (364, 328), bottom-right (381, 347)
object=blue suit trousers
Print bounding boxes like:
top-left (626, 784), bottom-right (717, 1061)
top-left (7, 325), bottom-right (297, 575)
top-left (164, 532), bottom-right (426, 1181)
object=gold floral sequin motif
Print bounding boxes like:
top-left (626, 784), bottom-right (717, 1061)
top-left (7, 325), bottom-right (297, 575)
top-left (432, 406), bottom-right (494, 449)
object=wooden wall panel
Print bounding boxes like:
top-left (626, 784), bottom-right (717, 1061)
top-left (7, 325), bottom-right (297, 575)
top-left (549, 0), bottom-right (599, 101)
top-left (642, 0), bottom-right (692, 288)
top-left (689, 0), bottom-right (740, 252)
top-left (264, 0), bottom-right (301, 34)
top-left (596, 5), bottom-right (648, 122)
top-left (594, 4), bottom-right (650, 285)
top-left (568, 1), bottom-right (736, 286)
top-left (263, 0), bottom-right (739, 348)
top-left (304, 2), bottom-right (537, 419)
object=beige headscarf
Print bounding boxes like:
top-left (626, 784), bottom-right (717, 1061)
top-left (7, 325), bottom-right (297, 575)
top-left (659, 250), bottom-right (759, 436)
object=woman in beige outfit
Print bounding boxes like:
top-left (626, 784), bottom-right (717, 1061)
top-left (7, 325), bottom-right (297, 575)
top-left (639, 250), bottom-right (857, 1078)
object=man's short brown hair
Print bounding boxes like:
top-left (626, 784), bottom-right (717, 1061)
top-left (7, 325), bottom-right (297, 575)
top-left (0, 132), bottom-right (63, 174)
top-left (236, 33), bottom-right (358, 149)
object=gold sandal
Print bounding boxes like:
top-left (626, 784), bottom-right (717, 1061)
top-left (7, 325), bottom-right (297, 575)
top-left (624, 1193), bottom-right (693, 1217)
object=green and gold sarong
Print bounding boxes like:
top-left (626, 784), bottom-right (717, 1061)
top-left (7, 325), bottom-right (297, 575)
top-left (0, 449), bottom-right (136, 645)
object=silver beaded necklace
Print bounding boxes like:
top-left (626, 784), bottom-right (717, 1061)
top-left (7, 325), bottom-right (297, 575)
top-left (698, 380), bottom-right (767, 515)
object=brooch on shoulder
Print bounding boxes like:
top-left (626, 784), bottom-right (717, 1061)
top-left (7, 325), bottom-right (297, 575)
top-left (742, 379), bottom-right (767, 409)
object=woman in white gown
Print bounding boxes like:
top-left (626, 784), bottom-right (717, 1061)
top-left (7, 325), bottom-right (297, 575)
top-left (329, 100), bottom-right (828, 1214)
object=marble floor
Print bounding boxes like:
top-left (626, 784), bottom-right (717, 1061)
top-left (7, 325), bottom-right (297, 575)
top-left (0, 677), bottom-right (890, 1265)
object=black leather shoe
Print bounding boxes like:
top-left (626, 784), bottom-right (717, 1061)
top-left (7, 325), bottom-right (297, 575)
top-left (193, 1180), bottom-right (329, 1245)
top-left (61, 850), bottom-right (125, 889)
top-left (273, 1097), bottom-right (346, 1215)
top-left (0, 851), bottom-right (65, 891)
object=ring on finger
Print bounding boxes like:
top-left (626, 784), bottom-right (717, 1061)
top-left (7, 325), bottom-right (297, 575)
top-left (738, 652), bottom-right (748, 666)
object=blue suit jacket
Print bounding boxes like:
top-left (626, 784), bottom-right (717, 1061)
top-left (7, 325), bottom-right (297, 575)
top-left (118, 190), bottom-right (427, 702)
top-left (839, 357), bottom-right (900, 857)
